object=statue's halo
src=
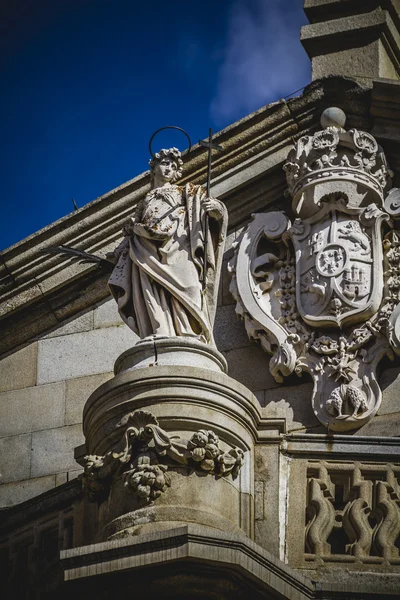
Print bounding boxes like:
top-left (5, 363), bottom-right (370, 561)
top-left (148, 126), bottom-right (192, 158)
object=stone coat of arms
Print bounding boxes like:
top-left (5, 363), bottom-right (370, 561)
top-left (230, 108), bottom-right (400, 431)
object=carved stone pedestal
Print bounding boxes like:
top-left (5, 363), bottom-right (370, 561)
top-left (76, 337), bottom-right (257, 543)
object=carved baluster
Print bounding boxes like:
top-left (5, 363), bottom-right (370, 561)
top-left (305, 469), bottom-right (336, 555)
top-left (372, 477), bottom-right (400, 559)
top-left (342, 468), bottom-right (373, 557)
top-left (343, 497), bottom-right (373, 557)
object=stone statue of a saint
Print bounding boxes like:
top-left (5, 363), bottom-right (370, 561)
top-left (108, 147), bottom-right (227, 343)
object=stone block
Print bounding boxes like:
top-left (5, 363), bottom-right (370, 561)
top-left (223, 229), bottom-right (236, 260)
top-left (357, 411), bottom-right (400, 436)
top-left (221, 259), bottom-right (233, 306)
top-left (31, 425), bottom-right (84, 477)
top-left (0, 433), bottom-right (31, 483)
top-left (223, 346), bottom-right (279, 392)
top-left (55, 472), bottom-right (68, 486)
top-left (94, 299), bottom-right (123, 329)
top-left (261, 381), bottom-right (321, 432)
top-left (379, 366), bottom-right (400, 416)
top-left (254, 445), bottom-right (280, 558)
top-left (0, 343), bottom-right (37, 392)
top-left (253, 390), bottom-right (264, 404)
top-left (68, 468), bottom-right (83, 481)
top-left (213, 304), bottom-right (250, 352)
top-left (44, 310), bottom-right (94, 338)
top-left (65, 372), bottom-right (113, 425)
top-left (37, 325), bottom-right (135, 384)
top-left (0, 382), bottom-right (65, 437)
top-left (0, 475), bottom-right (56, 508)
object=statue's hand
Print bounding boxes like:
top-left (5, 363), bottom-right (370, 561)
top-left (202, 198), bottom-right (223, 218)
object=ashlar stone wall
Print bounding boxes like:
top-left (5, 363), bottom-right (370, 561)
top-left (0, 300), bottom-right (135, 508)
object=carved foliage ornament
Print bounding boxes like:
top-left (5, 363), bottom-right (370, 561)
top-left (81, 410), bottom-right (245, 503)
top-left (230, 108), bottom-right (400, 431)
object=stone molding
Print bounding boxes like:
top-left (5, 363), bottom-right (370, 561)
top-left (60, 523), bottom-right (400, 598)
top-left (80, 362), bottom-right (279, 456)
top-left (282, 433), bottom-right (400, 459)
top-left (60, 524), bottom-right (316, 600)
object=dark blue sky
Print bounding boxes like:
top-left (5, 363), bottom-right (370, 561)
top-left (1, 0), bottom-right (310, 251)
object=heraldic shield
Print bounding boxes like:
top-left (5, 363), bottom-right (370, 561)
top-left (290, 202), bottom-right (388, 329)
top-left (230, 108), bottom-right (400, 432)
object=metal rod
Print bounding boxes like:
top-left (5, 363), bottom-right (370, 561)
top-left (203, 128), bottom-right (213, 288)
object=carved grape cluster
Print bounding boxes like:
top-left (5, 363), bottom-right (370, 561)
top-left (124, 456), bottom-right (171, 501)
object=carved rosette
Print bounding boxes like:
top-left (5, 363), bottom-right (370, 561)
top-left (230, 108), bottom-right (400, 431)
top-left (81, 410), bottom-right (245, 503)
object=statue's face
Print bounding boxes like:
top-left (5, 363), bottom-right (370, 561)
top-left (153, 157), bottom-right (178, 183)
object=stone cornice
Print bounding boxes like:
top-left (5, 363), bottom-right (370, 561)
top-left (0, 77), bottom-right (392, 357)
top-left (61, 524), bottom-right (316, 599)
top-left (282, 433), bottom-right (400, 458)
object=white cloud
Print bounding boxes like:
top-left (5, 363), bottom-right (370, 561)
top-left (210, 0), bottom-right (310, 125)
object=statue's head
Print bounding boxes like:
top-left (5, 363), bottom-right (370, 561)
top-left (149, 147), bottom-right (183, 186)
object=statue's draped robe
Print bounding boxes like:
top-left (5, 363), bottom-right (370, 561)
top-left (108, 183), bottom-right (227, 342)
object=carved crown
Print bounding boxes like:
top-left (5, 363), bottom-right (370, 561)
top-left (284, 108), bottom-right (393, 207)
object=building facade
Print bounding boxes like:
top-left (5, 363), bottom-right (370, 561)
top-left (1, 1), bottom-right (400, 598)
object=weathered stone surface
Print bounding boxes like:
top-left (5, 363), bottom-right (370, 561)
top-left (301, 5), bottom-right (400, 82)
top-left (223, 346), bottom-right (280, 391)
top-left (68, 468), bottom-right (83, 480)
top-left (0, 475), bottom-right (56, 508)
top-left (0, 343), bottom-right (37, 392)
top-left (254, 445), bottom-right (281, 558)
top-left (94, 298), bottom-right (121, 329)
top-left (37, 325), bottom-right (134, 384)
top-left (65, 371), bottom-right (113, 425)
top-left (213, 304), bottom-right (251, 352)
top-left (378, 365), bottom-right (400, 415)
top-left (114, 337), bottom-right (227, 374)
top-left (0, 433), bottom-right (31, 483)
top-left (261, 382), bottom-right (322, 432)
top-left (0, 382), bottom-right (65, 436)
top-left (44, 310), bottom-right (94, 338)
top-left (357, 411), bottom-right (400, 436)
top-left (31, 425), bottom-right (84, 477)
top-left (221, 258), bottom-right (233, 306)
top-left (80, 347), bottom-right (257, 540)
top-left (55, 472), bottom-right (68, 486)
